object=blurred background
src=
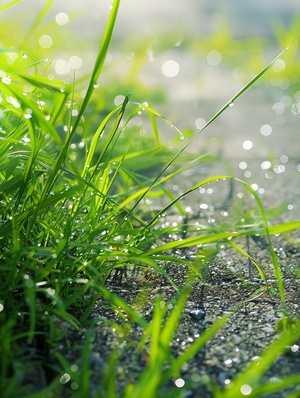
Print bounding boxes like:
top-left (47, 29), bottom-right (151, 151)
top-left (1, 0), bottom-right (300, 207)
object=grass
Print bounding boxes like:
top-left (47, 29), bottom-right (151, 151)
top-left (0, 1), bottom-right (299, 397)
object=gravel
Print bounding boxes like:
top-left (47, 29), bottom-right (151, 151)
top-left (70, 231), bottom-right (299, 397)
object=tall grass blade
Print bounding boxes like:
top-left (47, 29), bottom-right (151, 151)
top-left (0, 0), bottom-right (23, 12)
top-left (72, 0), bottom-right (121, 136)
top-left (26, 0), bottom-right (56, 38)
top-left (165, 314), bottom-right (230, 380)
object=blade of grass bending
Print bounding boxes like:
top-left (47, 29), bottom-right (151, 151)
top-left (0, 0), bottom-right (23, 12)
top-left (17, 73), bottom-right (70, 123)
top-left (140, 174), bottom-right (286, 300)
top-left (0, 81), bottom-right (64, 145)
top-left (235, 178), bottom-right (285, 305)
top-left (268, 220), bottom-right (300, 234)
top-left (227, 240), bottom-right (268, 286)
top-left (128, 288), bottom-right (191, 398)
top-left (143, 230), bottom-right (244, 256)
top-left (145, 175), bottom-right (232, 230)
top-left (124, 34), bottom-right (300, 218)
top-left (90, 281), bottom-right (148, 329)
top-left (248, 374), bottom-right (300, 398)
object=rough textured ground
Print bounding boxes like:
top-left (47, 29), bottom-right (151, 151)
top-left (83, 232), bottom-right (299, 397)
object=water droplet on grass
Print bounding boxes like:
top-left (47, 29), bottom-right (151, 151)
top-left (56, 12), bottom-right (69, 25)
top-left (273, 164), bottom-right (285, 174)
top-left (291, 103), bottom-right (300, 114)
top-left (162, 59), bottom-right (180, 77)
top-left (242, 140), bottom-right (253, 150)
top-left (2, 76), bottom-right (11, 84)
top-left (175, 378), bottom-right (185, 388)
top-left (114, 94), bottom-right (124, 106)
top-left (240, 384), bottom-right (252, 395)
top-left (272, 59), bottom-right (285, 73)
top-left (280, 154), bottom-right (288, 163)
top-left (60, 373), bottom-right (71, 384)
top-left (69, 55), bottom-right (82, 70)
top-left (207, 50), bottom-right (222, 66)
top-left (39, 34), bottom-right (53, 49)
top-left (260, 124), bottom-right (272, 136)
top-left (195, 117), bottom-right (206, 129)
top-left (261, 161), bottom-right (271, 170)
top-left (239, 161), bottom-right (247, 170)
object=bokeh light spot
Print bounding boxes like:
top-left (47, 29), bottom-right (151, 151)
top-left (162, 60), bottom-right (180, 77)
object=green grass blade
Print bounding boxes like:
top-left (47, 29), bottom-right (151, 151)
top-left (268, 220), bottom-right (300, 234)
top-left (26, 0), bottom-right (56, 37)
top-left (165, 314), bottom-right (230, 380)
top-left (236, 178), bottom-right (286, 304)
top-left (227, 240), bottom-right (268, 286)
top-left (160, 286), bottom-right (191, 349)
top-left (92, 283), bottom-right (148, 329)
top-left (72, 0), bottom-right (121, 136)
top-left (81, 105), bottom-right (122, 177)
top-left (250, 375), bottom-right (300, 398)
top-left (0, 0), bottom-right (23, 12)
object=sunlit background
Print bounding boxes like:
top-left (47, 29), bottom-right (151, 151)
top-left (1, 0), bottom-right (300, 198)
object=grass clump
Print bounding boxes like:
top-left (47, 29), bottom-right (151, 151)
top-left (0, 1), bottom-right (300, 397)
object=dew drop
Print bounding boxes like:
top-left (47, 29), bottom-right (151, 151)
top-left (56, 12), bottom-right (69, 25)
top-left (175, 378), bottom-right (185, 388)
top-left (162, 59), bottom-right (180, 77)
top-left (260, 124), bottom-right (272, 136)
top-left (60, 373), bottom-right (71, 384)
top-left (207, 50), bottom-right (222, 66)
top-left (69, 55), bottom-right (82, 70)
top-left (240, 384), bottom-right (252, 395)
top-left (242, 140), bottom-right (253, 150)
top-left (39, 34), bottom-right (53, 49)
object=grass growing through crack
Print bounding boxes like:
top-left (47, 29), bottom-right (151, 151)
top-left (0, 1), bottom-right (299, 397)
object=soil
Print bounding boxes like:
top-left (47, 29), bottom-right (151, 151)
top-left (48, 187), bottom-right (300, 398)
top-left (85, 237), bottom-right (299, 398)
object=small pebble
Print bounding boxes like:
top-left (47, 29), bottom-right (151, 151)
top-left (189, 309), bottom-right (206, 321)
top-left (285, 344), bottom-right (300, 357)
